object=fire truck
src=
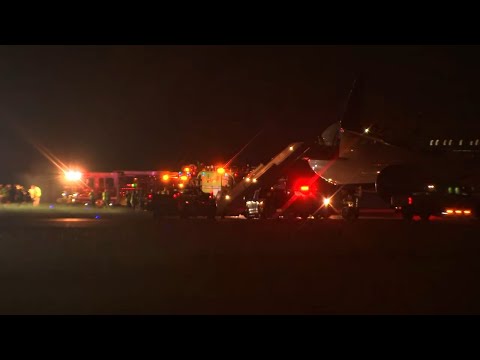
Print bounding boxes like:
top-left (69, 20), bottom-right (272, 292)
top-left (58, 170), bottom-right (182, 207)
top-left (197, 165), bottom-right (235, 196)
top-left (150, 164), bottom-right (238, 219)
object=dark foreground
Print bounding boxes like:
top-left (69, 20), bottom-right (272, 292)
top-left (0, 205), bottom-right (479, 314)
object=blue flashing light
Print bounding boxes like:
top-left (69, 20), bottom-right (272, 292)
top-left (95, 215), bottom-right (101, 219)
top-left (49, 204), bottom-right (54, 209)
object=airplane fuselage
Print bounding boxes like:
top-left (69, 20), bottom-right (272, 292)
top-left (308, 130), bottom-right (417, 185)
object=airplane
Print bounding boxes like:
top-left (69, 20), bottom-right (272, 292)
top-left (306, 119), bottom-right (480, 206)
top-left (301, 75), bottom-right (480, 207)
top-left (308, 121), bottom-right (416, 187)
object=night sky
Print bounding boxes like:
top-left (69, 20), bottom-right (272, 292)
top-left (2, 45), bottom-right (480, 182)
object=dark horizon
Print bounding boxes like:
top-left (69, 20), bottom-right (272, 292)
top-left (2, 45), bottom-right (480, 183)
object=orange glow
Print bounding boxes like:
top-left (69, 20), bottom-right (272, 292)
top-left (162, 174), bottom-right (169, 181)
top-left (464, 210), bottom-right (472, 215)
top-left (178, 183), bottom-right (184, 188)
top-left (300, 185), bottom-right (309, 192)
top-left (217, 167), bottom-right (225, 175)
top-left (446, 209), bottom-right (454, 214)
top-left (65, 171), bottom-right (82, 181)
top-left (184, 167), bottom-right (190, 173)
top-left (455, 210), bottom-right (462, 214)
top-left (180, 175), bottom-right (188, 181)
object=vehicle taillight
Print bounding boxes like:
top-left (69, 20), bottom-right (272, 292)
top-left (300, 185), bottom-right (309, 192)
top-left (408, 197), bottom-right (413, 205)
top-left (148, 194), bottom-right (152, 199)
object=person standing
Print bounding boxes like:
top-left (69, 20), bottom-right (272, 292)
top-left (102, 189), bottom-right (110, 208)
top-left (89, 190), bottom-right (96, 206)
top-left (30, 185), bottom-right (42, 206)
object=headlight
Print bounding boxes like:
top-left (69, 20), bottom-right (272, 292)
top-left (225, 195), bottom-right (231, 200)
top-left (323, 197), bottom-right (331, 206)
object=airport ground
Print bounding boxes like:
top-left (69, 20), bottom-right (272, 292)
top-left (0, 204), bottom-right (479, 314)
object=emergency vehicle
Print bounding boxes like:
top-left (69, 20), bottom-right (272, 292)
top-left (59, 170), bottom-right (182, 207)
top-left (197, 165), bottom-right (235, 196)
top-left (245, 174), bottom-right (335, 219)
top-left (150, 164), bottom-right (237, 219)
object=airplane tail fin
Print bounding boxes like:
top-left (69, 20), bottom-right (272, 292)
top-left (317, 78), bottom-right (357, 147)
top-left (313, 78), bottom-right (358, 157)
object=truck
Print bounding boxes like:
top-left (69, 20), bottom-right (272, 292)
top-left (391, 185), bottom-right (478, 221)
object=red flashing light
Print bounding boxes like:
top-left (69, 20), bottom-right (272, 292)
top-left (408, 197), bottom-right (413, 205)
top-left (148, 194), bottom-right (153, 199)
top-left (294, 178), bottom-right (317, 193)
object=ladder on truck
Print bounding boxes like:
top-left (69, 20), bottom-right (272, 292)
top-left (216, 142), bottom-right (310, 216)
